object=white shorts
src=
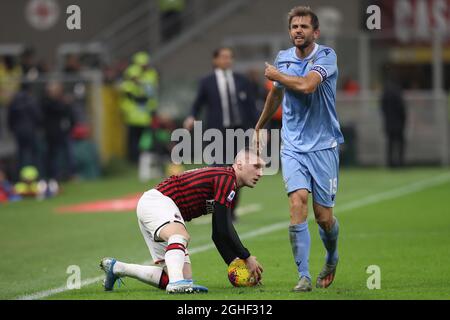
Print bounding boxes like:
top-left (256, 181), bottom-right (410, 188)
top-left (136, 189), bottom-right (190, 266)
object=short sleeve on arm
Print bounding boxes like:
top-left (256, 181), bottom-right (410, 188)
top-left (213, 175), bottom-right (237, 208)
top-left (310, 48), bottom-right (337, 83)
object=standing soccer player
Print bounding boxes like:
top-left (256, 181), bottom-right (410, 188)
top-left (100, 149), bottom-right (264, 294)
top-left (255, 6), bottom-right (344, 292)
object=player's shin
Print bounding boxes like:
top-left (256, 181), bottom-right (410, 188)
top-left (318, 217), bottom-right (339, 265)
top-left (289, 222), bottom-right (311, 280)
top-left (164, 234), bottom-right (188, 283)
top-left (112, 261), bottom-right (168, 288)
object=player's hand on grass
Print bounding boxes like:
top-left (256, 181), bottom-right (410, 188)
top-left (245, 256), bottom-right (263, 283)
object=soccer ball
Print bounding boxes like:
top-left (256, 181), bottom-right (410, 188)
top-left (227, 259), bottom-right (258, 287)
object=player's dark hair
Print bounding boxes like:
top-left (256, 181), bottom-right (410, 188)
top-left (212, 47), bottom-right (233, 59)
top-left (287, 6), bottom-right (319, 31)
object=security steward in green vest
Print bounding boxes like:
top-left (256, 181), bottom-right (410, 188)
top-left (119, 52), bottom-right (159, 163)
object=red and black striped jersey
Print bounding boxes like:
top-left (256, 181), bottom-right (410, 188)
top-left (155, 167), bottom-right (237, 221)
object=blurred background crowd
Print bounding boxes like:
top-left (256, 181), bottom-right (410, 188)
top-left (1, 0), bottom-right (449, 203)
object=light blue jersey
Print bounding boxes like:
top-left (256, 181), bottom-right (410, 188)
top-left (274, 43), bottom-right (344, 153)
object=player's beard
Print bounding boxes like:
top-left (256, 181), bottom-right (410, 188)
top-left (292, 35), bottom-right (314, 51)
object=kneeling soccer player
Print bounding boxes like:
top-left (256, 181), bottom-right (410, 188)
top-left (100, 149), bottom-right (264, 294)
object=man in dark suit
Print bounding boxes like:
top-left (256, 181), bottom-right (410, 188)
top-left (184, 47), bottom-right (259, 220)
top-left (184, 47), bottom-right (258, 133)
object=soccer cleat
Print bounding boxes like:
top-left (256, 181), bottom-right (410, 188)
top-left (166, 279), bottom-right (208, 294)
top-left (293, 276), bottom-right (312, 292)
top-left (316, 261), bottom-right (338, 289)
top-left (99, 257), bottom-right (120, 291)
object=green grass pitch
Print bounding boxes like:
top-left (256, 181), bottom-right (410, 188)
top-left (1, 167), bottom-right (450, 300)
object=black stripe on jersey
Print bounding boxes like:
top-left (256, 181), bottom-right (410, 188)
top-left (218, 175), bottom-right (234, 204)
top-left (215, 176), bottom-right (225, 201)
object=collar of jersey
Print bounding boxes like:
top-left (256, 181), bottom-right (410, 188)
top-left (291, 43), bottom-right (319, 62)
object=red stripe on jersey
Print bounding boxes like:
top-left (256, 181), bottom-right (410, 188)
top-left (219, 176), bottom-right (228, 203)
top-left (215, 177), bottom-right (227, 202)
top-left (221, 176), bottom-right (233, 203)
top-left (216, 176), bottom-right (225, 196)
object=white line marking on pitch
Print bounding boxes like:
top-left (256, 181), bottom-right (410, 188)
top-left (15, 172), bottom-right (450, 300)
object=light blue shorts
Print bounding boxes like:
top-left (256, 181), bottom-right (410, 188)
top-left (281, 147), bottom-right (340, 207)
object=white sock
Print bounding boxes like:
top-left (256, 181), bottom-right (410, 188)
top-left (165, 234), bottom-right (188, 283)
top-left (113, 262), bottom-right (163, 288)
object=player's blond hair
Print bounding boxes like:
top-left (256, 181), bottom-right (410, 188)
top-left (287, 6), bottom-right (320, 30)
